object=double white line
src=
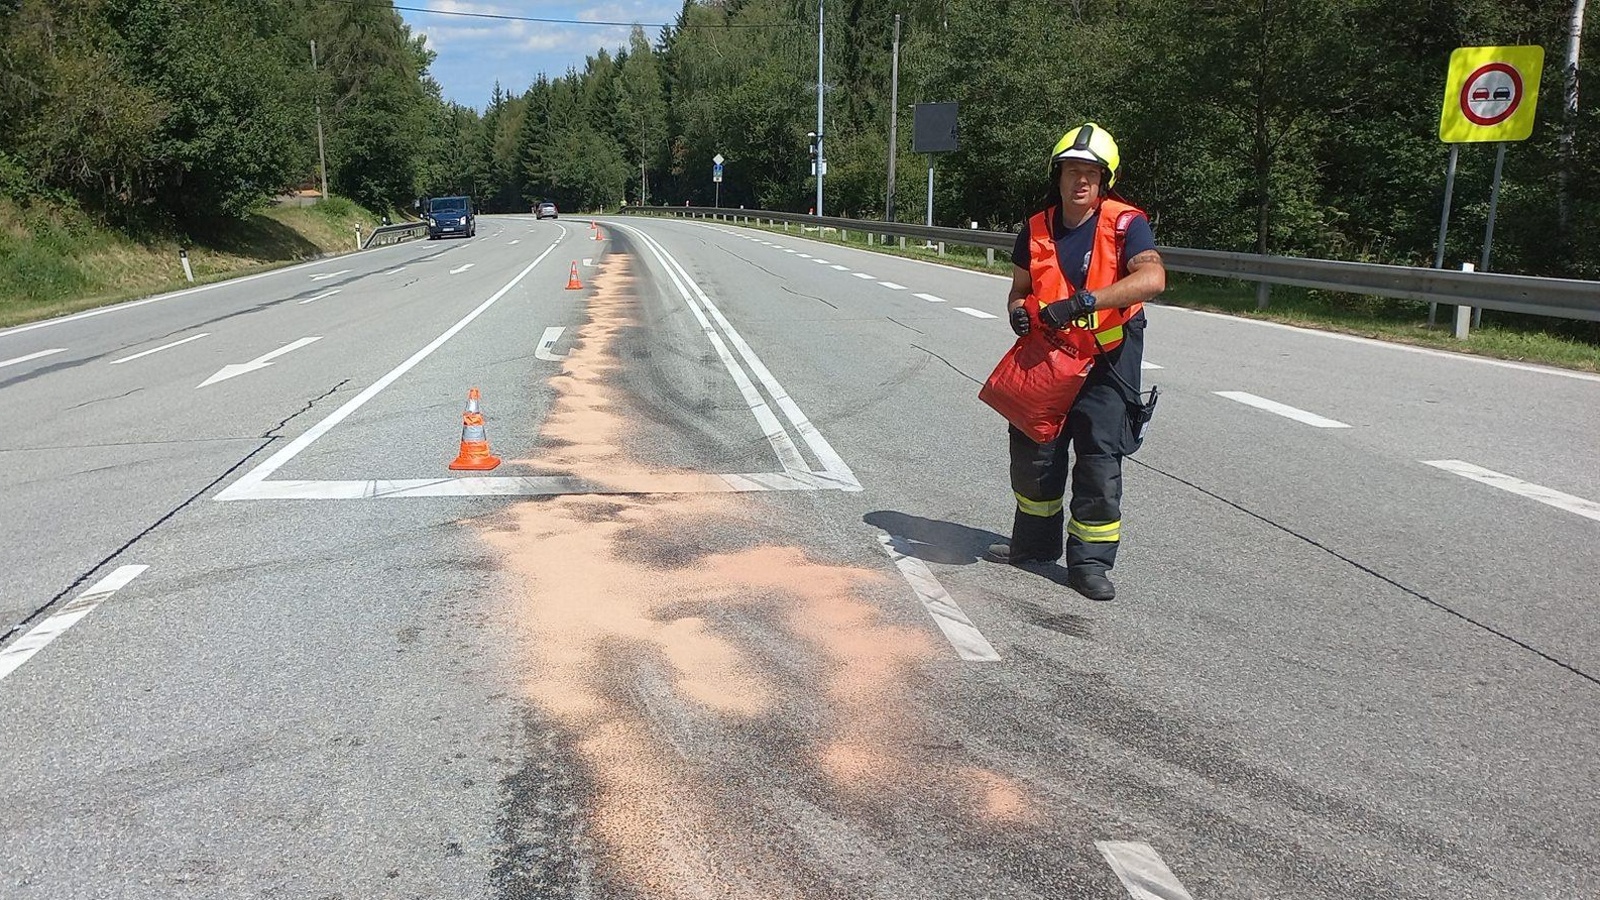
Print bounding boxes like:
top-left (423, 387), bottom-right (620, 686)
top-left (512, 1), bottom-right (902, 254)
top-left (613, 221), bottom-right (860, 492)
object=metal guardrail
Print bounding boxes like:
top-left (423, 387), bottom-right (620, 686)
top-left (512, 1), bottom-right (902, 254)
top-left (362, 221), bottom-right (429, 250)
top-left (624, 206), bottom-right (1600, 324)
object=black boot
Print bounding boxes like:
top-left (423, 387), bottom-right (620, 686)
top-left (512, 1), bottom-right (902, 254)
top-left (985, 543), bottom-right (1057, 566)
top-left (1068, 568), bottom-right (1116, 601)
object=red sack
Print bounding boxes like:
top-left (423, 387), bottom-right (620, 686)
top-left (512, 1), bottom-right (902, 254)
top-left (978, 314), bottom-right (1092, 444)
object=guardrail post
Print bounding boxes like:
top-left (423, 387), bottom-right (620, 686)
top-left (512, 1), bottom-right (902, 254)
top-left (1255, 282), bottom-right (1271, 310)
top-left (1454, 262), bottom-right (1475, 339)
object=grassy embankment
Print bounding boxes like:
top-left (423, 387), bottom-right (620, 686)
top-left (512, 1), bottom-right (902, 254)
top-left (710, 214), bottom-right (1600, 374)
top-left (0, 197), bottom-right (392, 329)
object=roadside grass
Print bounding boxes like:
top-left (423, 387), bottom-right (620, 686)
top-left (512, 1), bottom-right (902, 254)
top-left (0, 197), bottom-right (384, 329)
top-left (688, 213), bottom-right (1600, 374)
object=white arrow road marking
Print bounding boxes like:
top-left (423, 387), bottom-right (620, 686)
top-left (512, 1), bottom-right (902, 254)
top-left (1097, 842), bottom-right (1195, 900)
top-left (877, 534), bottom-right (999, 662)
top-left (198, 337), bottom-right (322, 388)
top-left (309, 269), bottom-right (349, 281)
top-left (449, 263), bottom-right (475, 275)
top-left (110, 333), bottom-right (209, 365)
top-left (582, 258), bottom-right (593, 267)
top-left (1142, 361), bottom-right (1163, 370)
top-left (536, 326), bottom-right (567, 362)
top-left (0, 348), bottom-right (67, 369)
top-left (298, 289), bottom-right (340, 305)
top-left (1424, 460), bottom-right (1600, 523)
top-left (383, 267), bottom-right (407, 275)
top-left (916, 292), bottom-right (946, 303)
top-left (0, 565), bottom-right (149, 683)
top-left (878, 281), bottom-right (907, 290)
top-left (956, 307), bottom-right (997, 319)
top-left (1215, 391), bottom-right (1350, 428)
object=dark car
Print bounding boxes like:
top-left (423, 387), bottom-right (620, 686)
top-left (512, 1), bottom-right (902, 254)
top-left (427, 196), bottom-right (475, 239)
top-left (536, 202), bottom-right (558, 220)
top-left (1492, 86), bottom-right (1512, 101)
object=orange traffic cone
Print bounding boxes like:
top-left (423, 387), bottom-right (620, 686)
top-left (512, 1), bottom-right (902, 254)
top-left (565, 261), bottom-right (583, 290)
top-left (593, 224), bottom-right (603, 241)
top-left (448, 387), bottom-right (501, 471)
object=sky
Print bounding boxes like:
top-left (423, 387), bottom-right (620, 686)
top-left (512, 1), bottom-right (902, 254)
top-left (398, 1), bottom-right (681, 111)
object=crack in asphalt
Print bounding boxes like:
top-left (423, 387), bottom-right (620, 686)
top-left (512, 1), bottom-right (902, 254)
top-left (911, 343), bottom-right (982, 384)
top-left (0, 437), bottom-right (258, 453)
top-left (63, 388), bottom-right (142, 412)
top-left (0, 379), bottom-right (351, 647)
top-left (1131, 457), bottom-right (1600, 690)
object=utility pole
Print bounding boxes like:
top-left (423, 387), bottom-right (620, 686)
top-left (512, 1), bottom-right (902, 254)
top-left (310, 40), bottom-right (329, 202)
top-left (886, 14), bottom-right (900, 222)
top-left (815, 0), bottom-right (825, 217)
top-left (1558, 0), bottom-right (1587, 237)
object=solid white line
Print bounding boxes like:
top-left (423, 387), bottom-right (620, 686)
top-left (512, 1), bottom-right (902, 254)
top-left (1215, 391), bottom-right (1350, 428)
top-left (1096, 842), bottom-right (1195, 900)
top-left (109, 333), bottom-right (209, 364)
top-left (309, 269), bottom-right (350, 281)
top-left (1162, 304), bottom-right (1600, 384)
top-left (878, 281), bottom-right (907, 290)
top-left (216, 242), bottom-right (560, 499)
top-left (1424, 460), bottom-right (1600, 523)
top-left (0, 348), bottom-right (67, 369)
top-left (878, 535), bottom-right (999, 662)
top-left (0, 248), bottom-right (421, 340)
top-left (219, 471), bottom-right (845, 501)
top-left (535, 326), bottom-right (567, 362)
top-left (956, 307), bottom-right (998, 319)
top-left (298, 289), bottom-right (341, 305)
top-left (852, 272), bottom-right (876, 280)
top-left (0, 565), bottom-right (149, 683)
top-left (449, 263), bottom-right (475, 275)
top-left (1142, 361), bottom-right (1163, 370)
top-left (916, 293), bottom-right (947, 303)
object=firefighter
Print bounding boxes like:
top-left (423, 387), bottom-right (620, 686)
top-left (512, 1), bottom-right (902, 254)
top-left (987, 123), bottom-right (1167, 601)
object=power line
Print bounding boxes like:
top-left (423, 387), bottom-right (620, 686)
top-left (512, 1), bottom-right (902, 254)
top-left (309, 0), bottom-right (802, 29)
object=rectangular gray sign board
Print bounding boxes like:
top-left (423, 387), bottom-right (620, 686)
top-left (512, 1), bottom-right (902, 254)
top-left (913, 102), bottom-right (958, 153)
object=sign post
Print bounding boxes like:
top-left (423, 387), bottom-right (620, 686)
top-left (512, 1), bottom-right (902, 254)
top-left (912, 102), bottom-right (958, 228)
top-left (712, 153), bottom-right (724, 209)
top-left (1433, 45), bottom-right (1544, 328)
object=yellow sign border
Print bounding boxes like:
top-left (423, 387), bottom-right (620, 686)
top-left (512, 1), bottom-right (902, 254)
top-left (1439, 45), bottom-right (1545, 143)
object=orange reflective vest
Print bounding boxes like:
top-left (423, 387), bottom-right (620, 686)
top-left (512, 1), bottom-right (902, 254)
top-left (1027, 199), bottom-right (1146, 354)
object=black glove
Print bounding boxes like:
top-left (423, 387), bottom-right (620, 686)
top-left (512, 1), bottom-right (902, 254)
top-left (1039, 291), bottom-right (1097, 330)
top-left (1008, 306), bottom-right (1031, 336)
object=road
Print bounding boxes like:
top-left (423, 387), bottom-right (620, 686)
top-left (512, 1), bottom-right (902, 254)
top-left (1, 213), bottom-right (1597, 899)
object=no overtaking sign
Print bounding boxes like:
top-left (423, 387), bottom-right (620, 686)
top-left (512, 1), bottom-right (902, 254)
top-left (1438, 45), bottom-right (1544, 143)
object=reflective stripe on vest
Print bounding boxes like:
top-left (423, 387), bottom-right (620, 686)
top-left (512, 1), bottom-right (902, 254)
top-left (1027, 199), bottom-right (1146, 353)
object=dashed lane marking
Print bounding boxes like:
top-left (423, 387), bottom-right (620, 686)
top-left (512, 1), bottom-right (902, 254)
top-left (877, 535), bottom-right (999, 662)
top-left (956, 307), bottom-right (998, 319)
top-left (916, 293), bottom-right (947, 303)
top-left (298, 289), bottom-right (341, 305)
top-left (0, 348), bottom-right (67, 369)
top-left (109, 334), bottom-right (209, 364)
top-left (0, 566), bottom-right (148, 684)
top-left (879, 281), bottom-right (907, 290)
top-left (1214, 391), bottom-right (1350, 428)
top-left (1424, 460), bottom-right (1600, 524)
top-left (1096, 842), bottom-right (1195, 900)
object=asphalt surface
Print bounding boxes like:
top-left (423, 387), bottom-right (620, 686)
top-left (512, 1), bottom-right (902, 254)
top-left (1, 212), bottom-right (1597, 898)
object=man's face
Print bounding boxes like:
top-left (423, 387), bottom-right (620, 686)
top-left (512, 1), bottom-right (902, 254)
top-left (1057, 161), bottom-right (1103, 207)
